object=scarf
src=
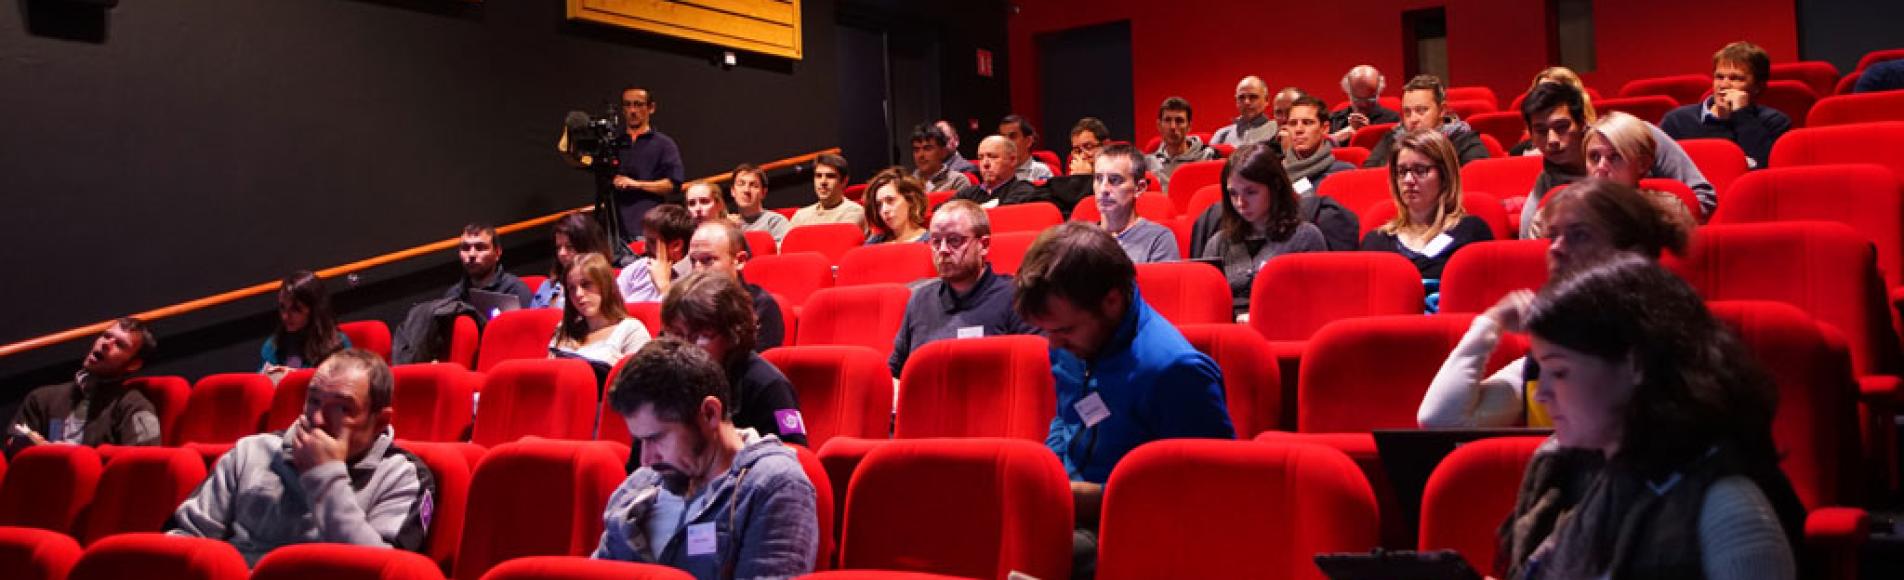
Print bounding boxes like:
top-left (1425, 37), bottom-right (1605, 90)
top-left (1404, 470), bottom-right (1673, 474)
top-left (1284, 140), bottom-right (1339, 183)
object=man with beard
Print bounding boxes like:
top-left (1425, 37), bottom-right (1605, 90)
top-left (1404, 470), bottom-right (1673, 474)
top-left (593, 337), bottom-right (818, 578)
top-left (887, 200), bottom-right (1037, 377)
top-left (442, 223), bottom-right (534, 313)
top-left (7, 318), bottom-right (162, 455)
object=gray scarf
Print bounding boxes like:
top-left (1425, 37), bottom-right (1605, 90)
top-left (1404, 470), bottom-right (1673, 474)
top-left (1284, 140), bottom-right (1339, 183)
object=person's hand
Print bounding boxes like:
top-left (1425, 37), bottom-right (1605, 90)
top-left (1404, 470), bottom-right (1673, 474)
top-left (1484, 289), bottom-right (1536, 333)
top-left (11, 424), bottom-right (47, 446)
top-left (262, 364), bottom-right (291, 381)
top-left (1708, 89), bottom-right (1746, 120)
top-left (649, 243), bottom-right (674, 288)
top-left (1348, 112), bottom-right (1370, 130)
top-left (613, 175), bottom-right (639, 190)
top-left (1068, 153), bottom-right (1094, 176)
top-left (290, 418), bottom-right (349, 473)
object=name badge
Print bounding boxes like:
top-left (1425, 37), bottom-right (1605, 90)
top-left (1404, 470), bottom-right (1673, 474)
top-left (1292, 177), bottom-right (1314, 194)
top-left (686, 522), bottom-right (717, 556)
top-left (1074, 392), bottom-right (1111, 428)
top-left (956, 325), bottom-right (985, 339)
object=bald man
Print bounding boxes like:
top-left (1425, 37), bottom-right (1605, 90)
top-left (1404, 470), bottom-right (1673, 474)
top-left (952, 135), bottom-right (1051, 207)
top-left (1211, 76), bottom-right (1277, 147)
top-left (1328, 65), bottom-right (1401, 146)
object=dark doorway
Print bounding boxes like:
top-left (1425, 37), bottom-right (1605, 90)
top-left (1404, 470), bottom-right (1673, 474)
top-left (1037, 20), bottom-right (1135, 165)
top-left (837, 23), bottom-right (893, 184)
top-left (1402, 8), bottom-right (1449, 81)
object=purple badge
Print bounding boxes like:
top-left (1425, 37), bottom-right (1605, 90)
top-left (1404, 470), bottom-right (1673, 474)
top-left (773, 409), bottom-right (806, 436)
top-left (418, 490), bottom-right (434, 529)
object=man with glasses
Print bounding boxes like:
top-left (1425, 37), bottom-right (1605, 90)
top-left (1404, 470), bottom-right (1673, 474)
top-left (1065, 117), bottom-right (1111, 176)
top-left (1328, 65), bottom-right (1401, 147)
top-left (887, 200), bottom-right (1037, 377)
top-left (1092, 142), bottom-right (1177, 263)
top-left (611, 87), bottom-right (685, 241)
top-left (1212, 76), bottom-right (1277, 147)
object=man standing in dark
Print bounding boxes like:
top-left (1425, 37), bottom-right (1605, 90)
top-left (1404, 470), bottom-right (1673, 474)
top-left (612, 87), bottom-right (686, 242)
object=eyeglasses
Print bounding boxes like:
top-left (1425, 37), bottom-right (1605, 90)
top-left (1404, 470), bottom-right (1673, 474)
top-left (1394, 164), bottom-right (1438, 179)
top-left (927, 234), bottom-right (974, 250)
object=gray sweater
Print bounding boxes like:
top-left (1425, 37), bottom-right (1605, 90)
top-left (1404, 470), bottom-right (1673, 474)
top-left (1114, 218), bottom-right (1181, 264)
top-left (594, 431), bottom-right (818, 579)
top-left (167, 427), bottom-right (431, 566)
top-left (1201, 222), bottom-right (1328, 315)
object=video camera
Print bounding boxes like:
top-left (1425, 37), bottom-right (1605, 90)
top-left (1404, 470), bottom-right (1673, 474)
top-left (563, 106), bottom-right (630, 170)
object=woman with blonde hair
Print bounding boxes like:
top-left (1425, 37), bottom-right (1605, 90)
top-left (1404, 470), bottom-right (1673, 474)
top-left (550, 253), bottom-right (651, 367)
top-left (1360, 129), bottom-right (1493, 279)
top-left (1515, 68), bottom-right (1719, 215)
top-left (1582, 111), bottom-right (1700, 229)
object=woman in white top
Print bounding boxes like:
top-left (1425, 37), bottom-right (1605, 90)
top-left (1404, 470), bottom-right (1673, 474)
top-left (550, 252), bottom-right (650, 365)
top-left (1417, 180), bottom-right (1690, 428)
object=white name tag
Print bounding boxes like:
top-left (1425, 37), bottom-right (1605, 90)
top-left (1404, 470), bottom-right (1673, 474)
top-left (686, 522), bottom-right (717, 556)
top-left (1074, 392), bottom-right (1111, 428)
top-left (956, 325), bottom-right (985, 339)
top-left (1292, 177), bottom-right (1314, 194)
top-left (980, 199), bottom-right (1002, 209)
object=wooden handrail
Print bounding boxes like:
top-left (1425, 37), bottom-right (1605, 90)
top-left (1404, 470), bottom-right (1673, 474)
top-left (0, 147), bottom-right (840, 360)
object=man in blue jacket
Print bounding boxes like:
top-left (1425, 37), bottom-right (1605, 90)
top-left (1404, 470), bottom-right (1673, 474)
top-left (1014, 222), bottom-right (1236, 577)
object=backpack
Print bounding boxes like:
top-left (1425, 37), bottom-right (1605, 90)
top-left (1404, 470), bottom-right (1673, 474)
top-left (391, 298), bottom-right (483, 365)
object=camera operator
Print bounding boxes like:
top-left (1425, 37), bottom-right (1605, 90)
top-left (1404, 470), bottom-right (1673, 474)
top-left (609, 87), bottom-right (685, 242)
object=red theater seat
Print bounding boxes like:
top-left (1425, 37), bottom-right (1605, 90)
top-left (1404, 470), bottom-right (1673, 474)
top-left (0, 444), bottom-right (102, 533)
top-left (794, 285), bottom-right (910, 359)
top-left (1768, 121), bottom-right (1904, 180)
top-left (835, 243), bottom-right (935, 287)
top-left (1460, 156), bottom-right (1545, 208)
top-left (1772, 61), bottom-right (1842, 98)
top-left (1761, 81), bottom-right (1820, 129)
top-left (986, 231), bottom-right (1038, 276)
top-left (1186, 184), bottom-right (1224, 221)
top-left (783, 223), bottom-right (867, 264)
top-left (68, 534), bottom-right (246, 580)
top-left (1350, 123), bottom-right (1396, 150)
top-left (1178, 324), bottom-right (1283, 437)
top-left (340, 320), bottom-right (394, 363)
top-left (839, 438), bottom-right (1071, 580)
top-left (1068, 193), bottom-right (1176, 224)
top-left (1479, 134), bottom-right (1506, 158)
top-left (1358, 191), bottom-right (1511, 242)
top-left (797, 572), bottom-right (967, 580)
top-left (482, 556), bottom-right (692, 580)
top-left (1711, 164), bottom-right (1904, 294)
top-left (1595, 95), bottom-right (1678, 125)
top-left (473, 308), bottom-right (564, 372)
top-left (1098, 440), bottom-right (1378, 580)
top-left (454, 440), bottom-right (627, 580)
top-left (843, 183), bottom-right (868, 204)
top-left (984, 202), bottom-right (1062, 234)
top-left (1164, 159), bottom-right (1225, 212)
top-left (391, 363), bottom-right (477, 442)
top-left (1297, 315), bottom-right (1523, 434)
top-left (1679, 138), bottom-right (1750, 199)
top-left (469, 359), bottom-right (599, 447)
top-left (448, 315), bottom-right (479, 369)
top-left (1437, 239), bottom-right (1550, 314)
top-left (762, 346), bottom-right (895, 451)
top-left (1248, 252), bottom-right (1425, 398)
top-left (1418, 436), bottom-right (1546, 575)
top-left (1314, 167), bottom-right (1391, 216)
top-left (265, 369), bottom-right (315, 434)
top-left (77, 447), bottom-right (206, 545)
top-left (1031, 150), bottom-right (1060, 172)
top-left (1618, 74), bottom-right (1706, 104)
top-left (0, 526), bottom-right (82, 580)
top-left (746, 252), bottom-right (835, 307)
top-left (1445, 99), bottom-right (1496, 121)
top-left (1134, 261), bottom-right (1233, 325)
top-left (171, 373), bottom-right (273, 447)
top-left (1855, 48), bottom-right (1904, 73)
top-left (1465, 111), bottom-right (1528, 153)
top-left (1807, 91), bottom-right (1904, 127)
top-left (1332, 146), bottom-right (1371, 168)
top-left (396, 440), bottom-right (475, 573)
top-left (122, 376), bottom-right (189, 441)
top-left (1637, 178), bottom-right (1705, 222)
top-left (744, 229), bottom-right (778, 257)
top-left (895, 335), bottom-right (1053, 440)
top-left (252, 543), bottom-right (445, 580)
top-left (1709, 301), bottom-right (1864, 509)
top-left (1508, 87), bottom-right (1604, 114)
top-left (1446, 86), bottom-right (1498, 107)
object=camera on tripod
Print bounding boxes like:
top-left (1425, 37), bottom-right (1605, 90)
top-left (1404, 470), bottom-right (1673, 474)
top-left (563, 105), bottom-right (631, 170)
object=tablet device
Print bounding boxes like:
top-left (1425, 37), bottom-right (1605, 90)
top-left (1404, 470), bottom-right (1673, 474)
top-left (467, 289), bottom-right (522, 321)
top-left (1315, 549), bottom-right (1482, 580)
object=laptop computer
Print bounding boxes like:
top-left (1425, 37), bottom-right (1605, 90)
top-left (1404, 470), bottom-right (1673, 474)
top-left (1373, 428), bottom-right (1553, 538)
top-left (467, 289), bottom-right (522, 321)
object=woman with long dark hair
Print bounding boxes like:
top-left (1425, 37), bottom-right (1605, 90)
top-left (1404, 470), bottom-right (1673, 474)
top-left (1199, 141), bottom-right (1326, 317)
top-left (549, 253), bottom-right (650, 366)
top-left (261, 270), bottom-right (350, 379)
top-left (530, 211), bottom-right (610, 309)
top-left (1502, 255), bottom-right (1804, 579)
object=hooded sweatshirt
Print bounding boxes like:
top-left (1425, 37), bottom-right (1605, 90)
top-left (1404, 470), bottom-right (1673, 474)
top-left (595, 430), bottom-right (818, 580)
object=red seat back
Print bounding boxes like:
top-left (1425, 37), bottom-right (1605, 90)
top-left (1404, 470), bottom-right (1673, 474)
top-left (762, 346), bottom-right (895, 451)
top-left (1314, 167), bottom-right (1392, 216)
top-left (78, 447), bottom-right (207, 545)
top-left (1437, 239), bottom-right (1550, 314)
top-left (474, 308), bottom-right (564, 372)
top-left (1186, 184), bottom-right (1224, 221)
top-left (0, 526), bottom-right (82, 580)
top-left (783, 223), bottom-right (868, 264)
top-left (1031, 150), bottom-right (1061, 171)
top-left (172, 373), bottom-right (274, 446)
top-left (1772, 61), bottom-right (1842, 98)
top-left (469, 359), bottom-right (599, 447)
top-left (1708, 301), bottom-right (1863, 509)
top-left (794, 284), bottom-right (911, 359)
top-left (1769, 121), bottom-right (1904, 181)
top-left (1446, 86), bottom-right (1498, 108)
top-left (1134, 262), bottom-right (1233, 325)
top-left (1678, 138), bottom-right (1751, 198)
top-left (1595, 95), bottom-right (1678, 124)
top-left (985, 232), bottom-right (1038, 276)
top-left (840, 438), bottom-right (1071, 580)
top-left (1350, 123), bottom-right (1397, 150)
top-left (1760, 80), bottom-right (1820, 129)
top-left (265, 369), bottom-right (314, 433)
top-left (743, 230), bottom-right (779, 257)
top-left (447, 315), bottom-right (479, 369)
top-left (984, 202), bottom-right (1063, 235)
top-left (836, 243), bottom-right (935, 287)
top-left (1617, 74), bottom-right (1705, 104)
top-left (1459, 156), bottom-right (1545, 203)
top-left (454, 440), bottom-right (627, 580)
top-left (397, 440), bottom-right (477, 572)
top-left (69, 534), bottom-right (247, 580)
top-left (1445, 99), bottom-right (1496, 121)
top-left (895, 336), bottom-right (1053, 440)
top-left (1465, 111), bottom-right (1527, 153)
top-left (844, 183), bottom-right (868, 204)
top-left (1248, 252), bottom-right (1425, 342)
top-left (1178, 324), bottom-right (1283, 437)
top-left (1357, 191), bottom-right (1511, 242)
top-left (252, 543), bottom-right (446, 580)
top-left (0, 444), bottom-right (102, 533)
top-left (1855, 48), bottom-right (1904, 72)
top-left (1299, 315), bottom-right (1525, 433)
top-left (1807, 90), bottom-right (1904, 127)
top-left (392, 363), bottom-right (477, 442)
top-left (745, 252), bottom-right (835, 307)
top-left (1332, 146), bottom-right (1371, 168)
top-left (1637, 177), bottom-right (1705, 222)
top-left (1418, 436), bottom-right (1546, 575)
top-left (1099, 439), bottom-right (1378, 580)
top-left (788, 444), bottom-right (836, 570)
top-left (1164, 159), bottom-right (1226, 212)
top-left (1711, 164), bottom-right (1904, 290)
top-left (122, 376), bottom-right (189, 440)
top-left (482, 556), bottom-right (692, 580)
top-left (1479, 134), bottom-right (1506, 158)
top-left (339, 320), bottom-right (394, 363)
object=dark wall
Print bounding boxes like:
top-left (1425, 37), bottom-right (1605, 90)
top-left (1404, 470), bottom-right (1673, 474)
top-left (1796, 0), bottom-right (1904, 74)
top-left (0, 0), bottom-right (1007, 394)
